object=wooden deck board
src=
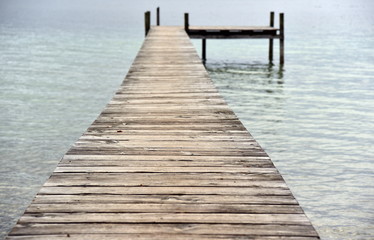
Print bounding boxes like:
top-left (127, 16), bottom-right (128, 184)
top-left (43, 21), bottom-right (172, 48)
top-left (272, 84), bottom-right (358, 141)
top-left (6, 26), bottom-right (318, 239)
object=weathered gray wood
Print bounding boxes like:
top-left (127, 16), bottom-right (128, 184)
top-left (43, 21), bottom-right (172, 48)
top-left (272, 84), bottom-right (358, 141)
top-left (7, 235), bottom-right (320, 240)
top-left (45, 175), bottom-right (285, 187)
top-left (32, 194), bottom-right (298, 205)
top-left (19, 213), bottom-right (312, 225)
top-left (38, 186), bottom-right (291, 196)
top-left (9, 223), bottom-right (319, 237)
top-left (53, 166), bottom-right (277, 173)
top-left (48, 172), bottom-right (283, 182)
top-left (26, 203), bottom-right (303, 214)
top-left (6, 26), bottom-right (316, 239)
top-left (61, 154), bottom-right (270, 161)
top-left (57, 160), bottom-right (273, 168)
top-left (65, 150), bottom-right (269, 157)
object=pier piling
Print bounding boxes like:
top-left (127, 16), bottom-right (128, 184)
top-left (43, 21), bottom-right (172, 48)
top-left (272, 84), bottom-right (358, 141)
top-left (157, 7), bottom-right (160, 26)
top-left (269, 11), bottom-right (274, 63)
top-left (144, 11), bottom-right (151, 36)
top-left (280, 13), bottom-right (285, 64)
top-left (184, 13), bottom-right (189, 32)
top-left (202, 38), bottom-right (207, 64)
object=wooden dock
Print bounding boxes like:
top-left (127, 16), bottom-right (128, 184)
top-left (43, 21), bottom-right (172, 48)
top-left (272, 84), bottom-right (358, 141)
top-left (7, 26), bottom-right (318, 239)
top-left (146, 10), bottom-right (285, 64)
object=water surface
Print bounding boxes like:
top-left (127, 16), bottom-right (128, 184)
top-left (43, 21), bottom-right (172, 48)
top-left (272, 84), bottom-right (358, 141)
top-left (0, 0), bottom-right (373, 239)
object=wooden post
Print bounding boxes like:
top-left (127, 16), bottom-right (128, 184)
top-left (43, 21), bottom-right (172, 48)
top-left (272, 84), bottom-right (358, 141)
top-left (268, 11), bottom-right (274, 63)
top-left (145, 11), bottom-right (151, 36)
top-left (184, 13), bottom-right (189, 32)
top-left (156, 7), bottom-right (160, 26)
top-left (279, 13), bottom-right (284, 64)
top-left (202, 38), bottom-right (206, 63)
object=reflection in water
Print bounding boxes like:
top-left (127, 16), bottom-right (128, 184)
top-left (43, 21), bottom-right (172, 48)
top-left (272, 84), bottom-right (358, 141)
top-left (208, 62), bottom-right (285, 86)
top-left (208, 62), bottom-right (284, 80)
top-left (207, 62), bottom-right (284, 98)
top-left (277, 64), bottom-right (284, 81)
top-left (207, 61), bottom-right (286, 141)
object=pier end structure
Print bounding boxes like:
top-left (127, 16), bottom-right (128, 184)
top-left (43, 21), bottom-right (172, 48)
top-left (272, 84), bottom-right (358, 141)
top-left (183, 11), bottom-right (285, 64)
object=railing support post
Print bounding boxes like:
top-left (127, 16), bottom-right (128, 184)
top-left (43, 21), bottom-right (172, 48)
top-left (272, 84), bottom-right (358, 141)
top-left (268, 11), bottom-right (274, 63)
top-left (202, 38), bottom-right (206, 64)
top-left (184, 13), bottom-right (189, 33)
top-left (279, 13), bottom-right (285, 65)
top-left (156, 7), bottom-right (160, 26)
top-left (144, 11), bottom-right (151, 36)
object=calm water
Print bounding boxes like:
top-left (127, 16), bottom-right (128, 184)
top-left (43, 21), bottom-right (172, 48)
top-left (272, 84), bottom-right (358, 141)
top-left (0, 0), bottom-right (373, 239)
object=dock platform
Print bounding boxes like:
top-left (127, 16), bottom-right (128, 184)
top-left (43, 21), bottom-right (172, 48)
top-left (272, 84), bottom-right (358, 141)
top-left (7, 26), bottom-right (319, 239)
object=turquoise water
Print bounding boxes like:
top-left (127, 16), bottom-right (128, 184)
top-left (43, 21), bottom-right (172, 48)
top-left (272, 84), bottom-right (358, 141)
top-left (0, 0), bottom-right (373, 239)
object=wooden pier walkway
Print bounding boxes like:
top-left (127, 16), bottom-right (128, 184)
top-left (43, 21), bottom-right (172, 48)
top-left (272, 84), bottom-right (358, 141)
top-left (7, 26), bottom-right (319, 239)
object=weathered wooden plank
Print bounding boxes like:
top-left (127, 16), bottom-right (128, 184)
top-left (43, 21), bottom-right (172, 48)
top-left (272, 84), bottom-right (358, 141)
top-left (78, 135), bottom-right (253, 142)
top-left (61, 154), bottom-right (270, 161)
top-left (72, 141), bottom-right (260, 149)
top-left (26, 203), bottom-right (303, 214)
top-left (108, 99), bottom-right (228, 105)
top-left (83, 130), bottom-right (251, 136)
top-left (19, 213), bottom-right (311, 225)
top-left (48, 172), bottom-right (283, 181)
top-left (38, 186), bottom-right (291, 195)
top-left (7, 234), bottom-right (320, 240)
top-left (100, 109), bottom-right (236, 115)
top-left (86, 125), bottom-right (247, 131)
top-left (58, 159), bottom-right (273, 167)
top-left (45, 177), bottom-right (285, 188)
top-left (10, 223), bottom-right (317, 236)
top-left (66, 152), bottom-right (267, 157)
top-left (54, 166), bottom-right (277, 174)
top-left (88, 121), bottom-right (244, 126)
top-left (32, 194), bottom-right (298, 205)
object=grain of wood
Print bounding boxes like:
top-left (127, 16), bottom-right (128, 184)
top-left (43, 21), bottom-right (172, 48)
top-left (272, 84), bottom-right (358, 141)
top-left (6, 26), bottom-right (318, 239)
